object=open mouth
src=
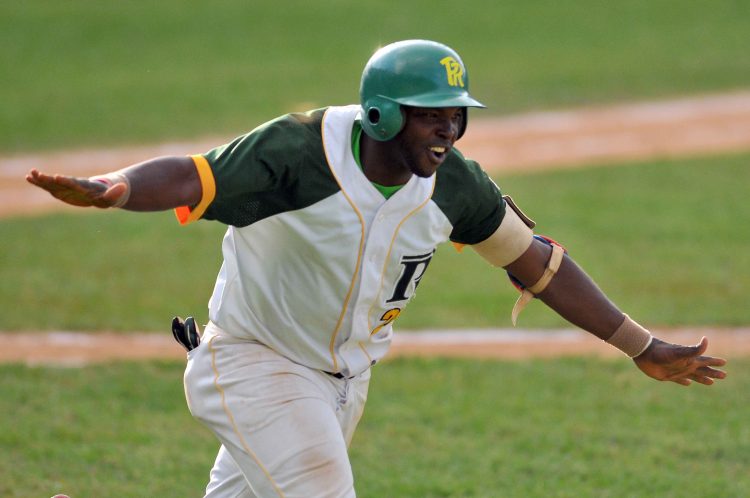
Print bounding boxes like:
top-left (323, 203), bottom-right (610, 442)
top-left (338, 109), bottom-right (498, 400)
top-left (428, 145), bottom-right (449, 162)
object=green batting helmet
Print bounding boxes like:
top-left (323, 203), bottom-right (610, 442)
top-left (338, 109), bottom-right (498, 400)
top-left (360, 39), bottom-right (485, 141)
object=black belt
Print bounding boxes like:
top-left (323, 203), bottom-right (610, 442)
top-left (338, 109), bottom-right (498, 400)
top-left (325, 370), bottom-right (354, 380)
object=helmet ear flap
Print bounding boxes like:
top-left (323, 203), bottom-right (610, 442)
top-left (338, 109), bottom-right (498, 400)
top-left (361, 97), bottom-right (404, 141)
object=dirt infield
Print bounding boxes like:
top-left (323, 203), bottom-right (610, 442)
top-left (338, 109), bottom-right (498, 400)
top-left (3, 328), bottom-right (747, 366)
top-left (3, 90), bottom-right (750, 363)
top-left (4, 90), bottom-right (750, 218)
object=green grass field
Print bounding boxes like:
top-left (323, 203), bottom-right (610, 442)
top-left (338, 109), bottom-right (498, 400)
top-left (2, 1), bottom-right (748, 495)
top-left (1, 0), bottom-right (749, 153)
top-left (3, 152), bottom-right (748, 331)
top-left (1, 358), bottom-right (746, 497)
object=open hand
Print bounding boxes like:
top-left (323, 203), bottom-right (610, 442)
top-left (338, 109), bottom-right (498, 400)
top-left (633, 336), bottom-right (727, 386)
top-left (26, 168), bottom-right (128, 208)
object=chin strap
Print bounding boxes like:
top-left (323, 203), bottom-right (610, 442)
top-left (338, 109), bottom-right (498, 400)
top-left (511, 242), bottom-right (565, 326)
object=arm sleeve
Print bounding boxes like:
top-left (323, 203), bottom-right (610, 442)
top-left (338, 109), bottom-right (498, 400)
top-left (174, 113), bottom-right (314, 225)
top-left (204, 118), bottom-right (299, 199)
top-left (447, 158), bottom-right (506, 245)
top-left (471, 204), bottom-right (534, 267)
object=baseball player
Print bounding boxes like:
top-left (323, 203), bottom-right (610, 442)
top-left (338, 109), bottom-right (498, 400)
top-left (27, 40), bottom-right (726, 497)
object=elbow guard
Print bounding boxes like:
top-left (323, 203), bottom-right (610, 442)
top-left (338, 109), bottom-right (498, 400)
top-left (507, 235), bottom-right (567, 325)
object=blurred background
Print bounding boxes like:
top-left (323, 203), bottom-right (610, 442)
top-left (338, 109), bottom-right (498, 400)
top-left (0, 2), bottom-right (748, 495)
top-left (2, 0), bottom-right (749, 152)
top-left (2, 0), bottom-right (748, 331)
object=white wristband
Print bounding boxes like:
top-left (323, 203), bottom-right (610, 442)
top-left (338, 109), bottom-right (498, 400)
top-left (606, 314), bottom-right (653, 358)
top-left (89, 172), bottom-right (131, 208)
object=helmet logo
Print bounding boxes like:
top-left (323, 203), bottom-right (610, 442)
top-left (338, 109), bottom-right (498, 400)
top-left (440, 56), bottom-right (464, 88)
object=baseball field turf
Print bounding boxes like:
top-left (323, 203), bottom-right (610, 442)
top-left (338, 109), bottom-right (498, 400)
top-left (2, 152), bottom-right (748, 331)
top-left (1, 358), bottom-right (748, 497)
top-left (1, 1), bottom-right (748, 496)
top-left (2, 1), bottom-right (748, 153)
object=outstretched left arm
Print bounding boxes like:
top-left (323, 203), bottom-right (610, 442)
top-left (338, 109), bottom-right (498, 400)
top-left (26, 155), bottom-right (200, 211)
top-left (503, 237), bottom-right (727, 386)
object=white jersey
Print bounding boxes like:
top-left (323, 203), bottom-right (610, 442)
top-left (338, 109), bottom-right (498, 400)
top-left (177, 105), bottom-right (506, 377)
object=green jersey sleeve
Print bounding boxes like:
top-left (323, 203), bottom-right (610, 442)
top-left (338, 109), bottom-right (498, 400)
top-left (432, 149), bottom-right (506, 245)
top-left (198, 109), bottom-right (338, 227)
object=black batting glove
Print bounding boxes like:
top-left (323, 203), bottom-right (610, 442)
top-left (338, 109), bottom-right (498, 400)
top-left (172, 316), bottom-right (202, 352)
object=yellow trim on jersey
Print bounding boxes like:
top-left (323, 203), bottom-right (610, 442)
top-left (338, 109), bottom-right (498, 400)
top-left (208, 336), bottom-right (285, 497)
top-left (175, 155), bottom-right (217, 225)
top-left (321, 109), bottom-right (367, 372)
top-left (358, 342), bottom-right (373, 364)
top-left (367, 179), bottom-right (437, 333)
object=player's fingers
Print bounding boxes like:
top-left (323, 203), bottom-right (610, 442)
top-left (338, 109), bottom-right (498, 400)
top-left (690, 375), bottom-right (714, 386)
top-left (665, 338), bottom-right (709, 363)
top-left (27, 172), bottom-right (93, 202)
top-left (26, 168), bottom-right (49, 180)
top-left (665, 363), bottom-right (725, 385)
top-left (32, 174), bottom-right (81, 195)
top-left (53, 174), bottom-right (94, 192)
top-left (25, 168), bottom-right (41, 183)
top-left (671, 377), bottom-right (692, 386)
top-left (696, 355), bottom-right (727, 367)
top-left (694, 365), bottom-right (726, 379)
top-left (678, 337), bottom-right (709, 358)
top-left (695, 336), bottom-right (709, 355)
top-left (26, 169), bottom-right (57, 187)
top-left (46, 176), bottom-right (112, 206)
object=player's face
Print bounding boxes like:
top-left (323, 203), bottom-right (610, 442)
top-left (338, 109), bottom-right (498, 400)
top-left (395, 106), bottom-right (463, 178)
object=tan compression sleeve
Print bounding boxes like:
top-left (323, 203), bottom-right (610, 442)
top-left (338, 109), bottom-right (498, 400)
top-left (471, 205), bottom-right (534, 268)
top-left (606, 314), bottom-right (653, 357)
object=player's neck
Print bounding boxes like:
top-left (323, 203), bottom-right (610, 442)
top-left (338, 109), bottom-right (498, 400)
top-left (359, 134), bottom-right (411, 187)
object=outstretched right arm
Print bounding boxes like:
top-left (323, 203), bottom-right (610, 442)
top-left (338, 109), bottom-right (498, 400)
top-left (26, 155), bottom-right (201, 212)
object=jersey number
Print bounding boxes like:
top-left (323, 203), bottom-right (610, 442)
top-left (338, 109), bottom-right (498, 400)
top-left (370, 308), bottom-right (401, 337)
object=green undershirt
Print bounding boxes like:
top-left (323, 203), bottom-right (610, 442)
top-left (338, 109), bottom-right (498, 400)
top-left (351, 120), bottom-right (404, 199)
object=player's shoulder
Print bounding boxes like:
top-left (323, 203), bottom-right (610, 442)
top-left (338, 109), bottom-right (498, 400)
top-left (274, 107), bottom-right (328, 128)
top-left (432, 148), bottom-right (505, 243)
top-left (210, 108), bottom-right (328, 160)
top-left (253, 108), bottom-right (328, 142)
top-left (436, 147), bottom-right (498, 193)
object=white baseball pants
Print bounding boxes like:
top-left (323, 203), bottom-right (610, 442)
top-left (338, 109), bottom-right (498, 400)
top-left (184, 322), bottom-right (370, 498)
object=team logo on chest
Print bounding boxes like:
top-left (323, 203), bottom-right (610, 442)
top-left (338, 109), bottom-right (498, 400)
top-left (386, 250), bottom-right (436, 303)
